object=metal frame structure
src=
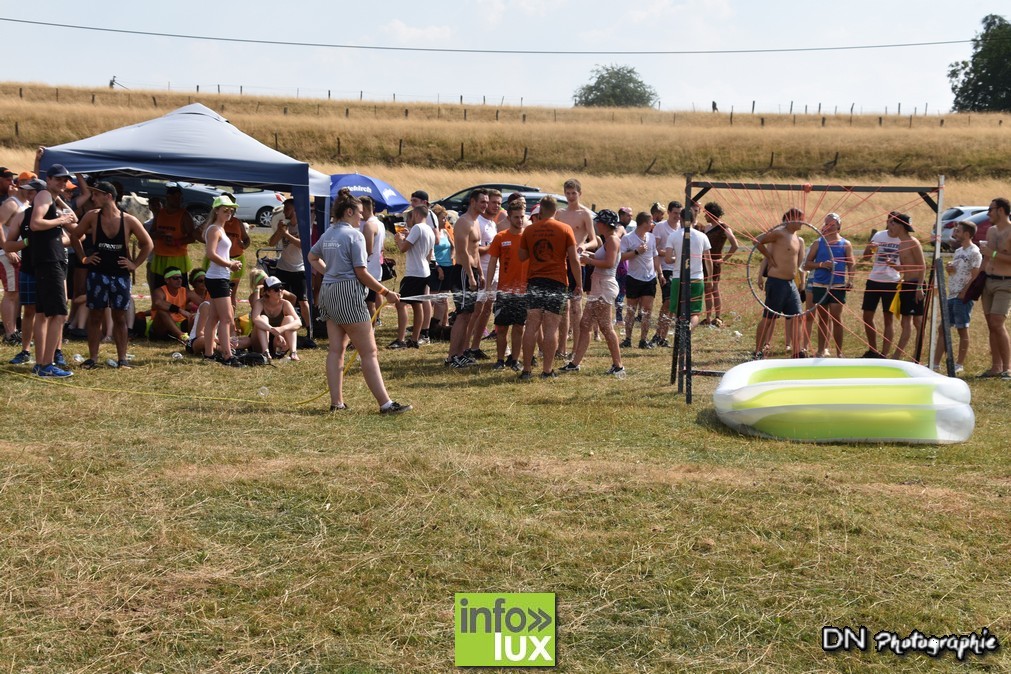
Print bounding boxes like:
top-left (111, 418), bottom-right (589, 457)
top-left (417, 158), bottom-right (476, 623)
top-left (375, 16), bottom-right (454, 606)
top-left (671, 175), bottom-right (949, 404)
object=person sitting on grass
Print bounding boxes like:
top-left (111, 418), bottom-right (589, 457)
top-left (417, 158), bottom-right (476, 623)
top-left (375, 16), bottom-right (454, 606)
top-left (251, 276), bottom-right (302, 361)
top-left (150, 267), bottom-right (203, 342)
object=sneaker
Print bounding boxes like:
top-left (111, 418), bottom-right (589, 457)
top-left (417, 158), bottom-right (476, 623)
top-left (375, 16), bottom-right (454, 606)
top-left (620, 337), bottom-right (632, 348)
top-left (220, 356), bottom-right (244, 368)
top-left (329, 402), bottom-right (349, 411)
top-left (9, 350), bottom-right (31, 365)
top-left (3, 331), bottom-right (21, 346)
top-left (117, 359), bottom-right (132, 369)
top-left (387, 339), bottom-right (407, 349)
top-left (443, 357), bottom-right (453, 367)
top-left (750, 351), bottom-right (765, 361)
top-left (404, 339), bottom-right (420, 349)
top-left (638, 339), bottom-right (654, 350)
top-left (417, 336), bottom-right (431, 346)
top-left (380, 401), bottom-right (413, 415)
top-left (559, 362), bottom-right (580, 373)
top-left (470, 348), bottom-right (490, 360)
top-left (38, 363), bottom-right (73, 378)
top-left (81, 358), bottom-right (98, 370)
top-left (31, 363), bottom-right (42, 375)
top-left (492, 359), bottom-right (506, 370)
top-left (954, 364), bottom-right (965, 375)
top-left (540, 370), bottom-right (558, 379)
top-left (1001, 371), bottom-right (1011, 381)
top-left (54, 349), bottom-right (67, 367)
top-left (648, 334), bottom-right (660, 346)
top-left (505, 356), bottom-right (521, 371)
top-left (605, 364), bottom-right (626, 376)
top-left (450, 355), bottom-right (477, 369)
top-left (517, 370), bottom-right (533, 380)
top-left (655, 338), bottom-right (671, 348)
top-left (302, 337), bottom-right (319, 350)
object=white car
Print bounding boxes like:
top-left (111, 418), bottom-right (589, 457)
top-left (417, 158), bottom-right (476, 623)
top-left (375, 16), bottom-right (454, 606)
top-left (184, 183), bottom-right (286, 228)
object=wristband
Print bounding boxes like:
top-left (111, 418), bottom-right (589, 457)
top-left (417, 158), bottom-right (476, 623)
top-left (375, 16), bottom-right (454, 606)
top-left (169, 304), bottom-right (180, 313)
top-left (993, 250), bottom-right (999, 260)
top-left (379, 287), bottom-right (388, 297)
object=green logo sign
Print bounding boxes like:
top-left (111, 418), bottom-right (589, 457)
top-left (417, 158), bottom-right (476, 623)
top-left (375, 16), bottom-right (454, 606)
top-left (454, 593), bottom-right (556, 667)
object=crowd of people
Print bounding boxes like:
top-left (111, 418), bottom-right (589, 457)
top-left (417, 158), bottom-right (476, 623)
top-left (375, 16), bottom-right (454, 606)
top-left (3, 159), bottom-right (1011, 413)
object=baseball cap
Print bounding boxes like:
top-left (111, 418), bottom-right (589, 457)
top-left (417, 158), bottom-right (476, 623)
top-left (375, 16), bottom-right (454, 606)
top-left (594, 209), bottom-right (619, 226)
top-left (16, 171), bottom-right (37, 184)
top-left (410, 190), bottom-right (429, 202)
top-left (263, 276), bottom-right (284, 290)
top-left (889, 211), bottom-right (913, 232)
top-left (90, 180), bottom-right (118, 199)
top-left (212, 195), bottom-right (238, 209)
top-left (0, 167), bottom-right (15, 179)
top-left (46, 164), bottom-right (73, 179)
top-left (21, 178), bottom-right (47, 192)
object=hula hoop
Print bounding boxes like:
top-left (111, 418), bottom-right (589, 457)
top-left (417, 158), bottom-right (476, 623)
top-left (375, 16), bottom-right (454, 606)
top-left (745, 221), bottom-right (838, 319)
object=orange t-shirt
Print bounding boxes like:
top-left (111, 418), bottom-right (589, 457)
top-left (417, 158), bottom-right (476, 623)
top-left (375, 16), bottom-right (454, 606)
top-left (488, 229), bottom-right (528, 293)
top-left (152, 209), bottom-right (190, 257)
top-left (519, 218), bottom-right (576, 286)
top-left (224, 216), bottom-right (247, 257)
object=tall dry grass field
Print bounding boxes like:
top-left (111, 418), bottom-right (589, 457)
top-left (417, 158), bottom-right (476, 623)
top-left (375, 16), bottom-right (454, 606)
top-left (2, 82), bottom-right (1011, 672)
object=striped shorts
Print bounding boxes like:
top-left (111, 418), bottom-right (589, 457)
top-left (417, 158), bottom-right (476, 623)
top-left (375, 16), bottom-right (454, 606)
top-left (319, 279), bottom-right (371, 324)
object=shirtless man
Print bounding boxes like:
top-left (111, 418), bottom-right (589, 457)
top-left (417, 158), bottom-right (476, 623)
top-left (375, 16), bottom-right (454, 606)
top-left (466, 190), bottom-right (506, 359)
top-left (700, 202), bottom-right (739, 327)
top-left (886, 213), bottom-right (926, 360)
top-left (555, 178), bottom-right (595, 358)
top-left (447, 189), bottom-right (487, 368)
top-left (754, 216), bottom-right (805, 359)
top-left (979, 197), bottom-right (1011, 378)
top-left (0, 168), bottom-right (26, 344)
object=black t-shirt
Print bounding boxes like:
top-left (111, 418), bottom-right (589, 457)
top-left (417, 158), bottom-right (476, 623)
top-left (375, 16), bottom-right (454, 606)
top-left (17, 205), bottom-right (34, 272)
top-left (28, 197), bottom-right (67, 267)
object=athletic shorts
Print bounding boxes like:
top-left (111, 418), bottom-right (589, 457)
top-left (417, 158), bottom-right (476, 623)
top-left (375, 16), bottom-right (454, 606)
top-left (898, 282), bottom-right (925, 317)
top-left (625, 276), bottom-right (657, 300)
top-left (946, 297), bottom-right (974, 329)
top-left (763, 277), bottom-right (802, 318)
top-left (660, 270), bottom-right (674, 303)
top-left (19, 271), bottom-right (36, 307)
top-left (862, 280), bottom-right (899, 313)
top-left (0, 254), bottom-right (18, 292)
top-left (274, 268), bottom-right (307, 302)
top-left (205, 277), bottom-right (232, 299)
top-left (449, 265), bottom-right (479, 314)
top-left (427, 263), bottom-right (443, 293)
top-left (34, 263), bottom-right (68, 317)
top-left (811, 286), bottom-right (847, 306)
top-left (982, 276), bottom-right (1011, 317)
top-left (526, 278), bottom-right (568, 315)
top-left (582, 266), bottom-right (593, 292)
top-left (493, 292), bottom-right (528, 326)
top-left (669, 279), bottom-right (705, 315)
top-left (86, 271), bottom-right (132, 311)
top-left (399, 275), bottom-right (429, 304)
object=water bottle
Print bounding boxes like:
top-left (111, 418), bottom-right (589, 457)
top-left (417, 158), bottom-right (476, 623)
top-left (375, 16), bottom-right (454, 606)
top-left (171, 352), bottom-right (183, 360)
top-left (613, 369), bottom-right (627, 381)
top-left (72, 353), bottom-right (85, 363)
top-left (106, 358), bottom-right (119, 368)
top-left (257, 387), bottom-right (270, 397)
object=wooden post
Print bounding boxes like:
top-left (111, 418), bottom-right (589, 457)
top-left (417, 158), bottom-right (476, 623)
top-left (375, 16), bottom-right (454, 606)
top-left (56, 88), bottom-right (59, 101)
top-left (240, 85), bottom-right (243, 95)
top-left (789, 101), bottom-right (793, 114)
top-left (761, 117), bottom-right (765, 127)
top-left (769, 152), bottom-right (775, 168)
top-left (337, 137), bottom-right (341, 156)
top-left (328, 90), bottom-right (331, 100)
top-left (360, 91), bottom-right (363, 101)
top-left (729, 110), bottom-right (733, 125)
top-left (217, 84), bottom-right (220, 94)
top-left (274, 132), bottom-right (278, 149)
top-left (152, 96), bottom-right (157, 107)
top-left (196, 85), bottom-right (200, 93)
top-left (483, 95), bottom-right (486, 105)
top-left (284, 107), bottom-right (288, 115)
top-left (404, 108), bottom-right (409, 118)
top-left (398, 139), bottom-right (403, 156)
top-left (460, 95), bottom-right (463, 104)
top-left (940, 119), bottom-right (944, 127)
top-left (464, 109), bottom-right (468, 121)
top-left (496, 110), bottom-right (500, 121)
top-left (898, 103), bottom-right (902, 115)
top-left (393, 93), bottom-right (396, 102)
top-left (821, 117), bottom-right (826, 127)
top-left (751, 100), bottom-right (755, 114)
top-left (879, 117), bottom-right (883, 126)
top-left (520, 147), bottom-right (528, 164)
top-left (522, 113), bottom-right (526, 124)
top-left (91, 93), bottom-right (95, 104)
top-left (345, 107), bottom-right (349, 118)
top-left (14, 122), bottom-right (19, 137)
top-left (19, 87), bottom-right (23, 99)
top-left (460, 142), bottom-right (465, 161)
top-left (818, 103), bottom-right (821, 114)
top-left (909, 115), bottom-right (913, 128)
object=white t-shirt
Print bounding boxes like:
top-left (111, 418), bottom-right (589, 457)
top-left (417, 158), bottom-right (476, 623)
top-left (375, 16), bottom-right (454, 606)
top-left (405, 222), bottom-right (435, 278)
top-left (276, 219), bottom-right (305, 272)
top-left (948, 243), bottom-right (983, 297)
top-left (360, 216), bottom-right (386, 280)
top-left (653, 219), bottom-right (679, 272)
top-left (620, 230), bottom-right (658, 281)
top-left (867, 230), bottom-right (902, 283)
top-left (664, 226), bottom-right (712, 280)
top-left (477, 214), bottom-right (498, 280)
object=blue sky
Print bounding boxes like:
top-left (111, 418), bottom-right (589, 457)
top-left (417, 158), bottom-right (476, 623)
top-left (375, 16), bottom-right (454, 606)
top-left (1, 1), bottom-right (1000, 113)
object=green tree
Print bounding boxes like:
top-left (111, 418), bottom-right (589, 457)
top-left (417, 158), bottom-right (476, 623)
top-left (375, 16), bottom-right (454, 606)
top-left (948, 14), bottom-right (1011, 112)
top-left (573, 64), bottom-right (658, 108)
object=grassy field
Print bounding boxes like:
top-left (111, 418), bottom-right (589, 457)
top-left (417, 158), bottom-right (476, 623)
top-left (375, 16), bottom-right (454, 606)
top-left (2, 84), bottom-right (1011, 672)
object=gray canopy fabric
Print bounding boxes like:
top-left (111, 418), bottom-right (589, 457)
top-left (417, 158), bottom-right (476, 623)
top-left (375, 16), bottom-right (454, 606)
top-left (39, 103), bottom-right (318, 300)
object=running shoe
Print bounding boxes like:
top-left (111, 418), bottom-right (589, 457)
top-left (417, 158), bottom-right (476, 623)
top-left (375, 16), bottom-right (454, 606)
top-left (54, 349), bottom-right (67, 367)
top-left (117, 360), bottom-right (133, 369)
top-left (605, 365), bottom-right (626, 376)
top-left (387, 340), bottom-right (407, 349)
top-left (954, 364), bottom-right (965, 375)
top-left (404, 339), bottom-right (420, 349)
top-left (9, 350), bottom-right (31, 365)
top-left (38, 364), bottom-right (73, 378)
top-left (517, 371), bottom-right (533, 381)
top-left (505, 356), bottom-right (521, 371)
top-left (540, 370), bottom-right (557, 379)
top-left (638, 339), bottom-right (654, 350)
top-left (559, 362), bottom-right (580, 373)
top-left (417, 336), bottom-right (431, 346)
top-left (620, 338), bottom-right (632, 348)
top-left (31, 363), bottom-right (42, 375)
top-left (220, 356), bottom-right (244, 368)
top-left (492, 359), bottom-right (506, 370)
top-left (450, 355), bottom-right (477, 369)
top-left (469, 348), bottom-right (491, 360)
top-left (380, 401), bottom-right (413, 415)
top-left (3, 331), bottom-right (21, 345)
top-left (81, 358), bottom-right (98, 370)
top-left (655, 338), bottom-right (671, 348)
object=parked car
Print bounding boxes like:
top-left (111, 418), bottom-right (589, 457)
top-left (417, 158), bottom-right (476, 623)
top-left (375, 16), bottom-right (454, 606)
top-left (432, 183), bottom-right (540, 213)
top-left (961, 210), bottom-right (993, 248)
top-left (936, 206), bottom-right (988, 251)
top-left (95, 174), bottom-right (284, 228)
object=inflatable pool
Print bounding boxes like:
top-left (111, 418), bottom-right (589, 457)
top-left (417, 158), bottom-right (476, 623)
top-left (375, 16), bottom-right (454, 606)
top-left (713, 358), bottom-right (974, 444)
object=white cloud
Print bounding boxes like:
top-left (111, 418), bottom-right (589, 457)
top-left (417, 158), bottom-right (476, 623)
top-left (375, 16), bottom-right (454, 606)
top-left (383, 18), bottom-right (453, 43)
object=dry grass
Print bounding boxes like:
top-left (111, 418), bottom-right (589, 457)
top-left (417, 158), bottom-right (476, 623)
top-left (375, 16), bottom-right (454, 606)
top-left (2, 82), bottom-right (1011, 672)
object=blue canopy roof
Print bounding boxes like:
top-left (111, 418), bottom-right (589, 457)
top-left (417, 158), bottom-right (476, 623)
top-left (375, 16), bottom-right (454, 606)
top-left (39, 103), bottom-right (310, 191)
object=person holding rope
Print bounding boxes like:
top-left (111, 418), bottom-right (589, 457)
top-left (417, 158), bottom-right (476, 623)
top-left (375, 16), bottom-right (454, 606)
top-left (308, 193), bottom-right (411, 414)
top-left (804, 213), bottom-right (854, 358)
top-left (754, 215), bottom-right (806, 359)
